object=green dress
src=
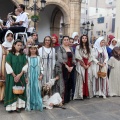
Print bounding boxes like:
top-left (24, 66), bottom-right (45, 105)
top-left (4, 52), bottom-right (27, 108)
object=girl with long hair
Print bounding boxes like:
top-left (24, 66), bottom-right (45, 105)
top-left (4, 39), bottom-right (27, 112)
top-left (74, 35), bottom-right (93, 100)
top-left (24, 44), bottom-right (43, 111)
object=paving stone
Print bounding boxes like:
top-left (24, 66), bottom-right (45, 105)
top-left (93, 100), bottom-right (120, 113)
top-left (86, 112), bottom-right (120, 120)
top-left (108, 97), bottom-right (120, 104)
top-left (20, 112), bottom-right (52, 120)
top-left (112, 110), bottom-right (120, 117)
top-left (55, 116), bottom-right (88, 120)
top-left (49, 107), bottom-right (80, 119)
top-left (74, 104), bottom-right (102, 115)
top-left (0, 113), bottom-right (22, 120)
top-left (1, 97), bottom-right (120, 120)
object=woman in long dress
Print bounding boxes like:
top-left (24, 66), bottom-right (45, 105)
top-left (57, 36), bottom-right (76, 103)
top-left (108, 47), bottom-right (120, 96)
top-left (38, 36), bottom-right (55, 85)
top-left (4, 39), bottom-right (27, 112)
top-left (107, 38), bottom-right (117, 58)
top-left (24, 45), bottom-right (43, 111)
top-left (92, 36), bottom-right (109, 99)
top-left (74, 35), bottom-right (93, 100)
top-left (0, 30), bottom-right (14, 101)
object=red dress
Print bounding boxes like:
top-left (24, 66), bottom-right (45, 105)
top-left (83, 57), bottom-right (89, 97)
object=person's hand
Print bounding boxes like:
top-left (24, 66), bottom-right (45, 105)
top-left (101, 63), bottom-right (106, 67)
top-left (86, 65), bottom-right (90, 69)
top-left (2, 26), bottom-right (7, 29)
top-left (69, 67), bottom-right (73, 72)
top-left (14, 74), bottom-right (21, 82)
top-left (10, 22), bottom-right (14, 26)
top-left (49, 103), bottom-right (54, 107)
top-left (14, 77), bottom-right (19, 83)
top-left (83, 65), bottom-right (88, 69)
top-left (79, 61), bottom-right (84, 66)
top-left (25, 78), bottom-right (28, 84)
top-left (55, 76), bottom-right (59, 80)
top-left (97, 62), bottom-right (103, 67)
top-left (39, 74), bottom-right (43, 81)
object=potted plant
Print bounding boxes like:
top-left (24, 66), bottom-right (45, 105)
top-left (31, 15), bottom-right (39, 22)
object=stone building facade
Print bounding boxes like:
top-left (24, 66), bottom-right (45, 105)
top-left (115, 0), bottom-right (120, 40)
top-left (10, 0), bottom-right (81, 40)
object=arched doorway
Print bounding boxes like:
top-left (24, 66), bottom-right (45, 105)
top-left (37, 4), bottom-right (70, 42)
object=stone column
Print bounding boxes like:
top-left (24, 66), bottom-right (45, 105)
top-left (115, 0), bottom-right (120, 39)
top-left (69, 0), bottom-right (81, 36)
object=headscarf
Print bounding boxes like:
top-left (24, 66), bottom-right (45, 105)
top-left (2, 30), bottom-right (14, 48)
top-left (52, 34), bottom-right (60, 47)
top-left (108, 35), bottom-right (115, 45)
top-left (112, 47), bottom-right (120, 61)
top-left (72, 32), bottom-right (79, 44)
top-left (93, 36), bottom-right (105, 52)
top-left (72, 32), bottom-right (79, 39)
top-left (109, 38), bottom-right (118, 50)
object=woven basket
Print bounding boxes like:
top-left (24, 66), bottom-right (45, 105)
top-left (13, 81), bottom-right (25, 95)
top-left (13, 89), bottom-right (24, 94)
top-left (97, 71), bottom-right (107, 78)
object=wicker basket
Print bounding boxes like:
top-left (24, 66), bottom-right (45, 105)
top-left (13, 88), bottom-right (24, 94)
top-left (97, 71), bottom-right (107, 78)
top-left (13, 81), bottom-right (25, 95)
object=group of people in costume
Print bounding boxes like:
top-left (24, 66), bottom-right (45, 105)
top-left (0, 30), bottom-right (120, 113)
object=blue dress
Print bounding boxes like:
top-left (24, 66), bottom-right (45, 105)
top-left (26, 56), bottom-right (43, 111)
top-left (107, 47), bottom-right (112, 58)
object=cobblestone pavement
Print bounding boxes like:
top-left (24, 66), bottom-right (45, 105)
top-left (1, 97), bottom-right (120, 120)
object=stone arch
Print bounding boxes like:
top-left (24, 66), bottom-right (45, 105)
top-left (50, 7), bottom-right (63, 36)
top-left (46, 1), bottom-right (70, 24)
top-left (46, 1), bottom-right (70, 35)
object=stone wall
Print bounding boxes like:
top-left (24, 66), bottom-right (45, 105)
top-left (115, 0), bottom-right (120, 40)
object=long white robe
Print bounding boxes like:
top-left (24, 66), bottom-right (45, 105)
top-left (92, 48), bottom-right (109, 97)
top-left (38, 46), bottom-right (55, 85)
top-left (108, 57), bottom-right (120, 96)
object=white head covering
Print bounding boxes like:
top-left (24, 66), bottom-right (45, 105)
top-left (109, 38), bottom-right (117, 50)
top-left (93, 36), bottom-right (105, 52)
top-left (2, 30), bottom-right (14, 49)
top-left (72, 32), bottom-right (79, 39)
top-left (72, 32), bottom-right (79, 44)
